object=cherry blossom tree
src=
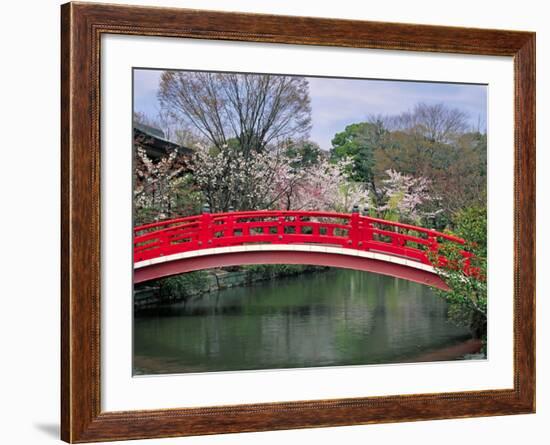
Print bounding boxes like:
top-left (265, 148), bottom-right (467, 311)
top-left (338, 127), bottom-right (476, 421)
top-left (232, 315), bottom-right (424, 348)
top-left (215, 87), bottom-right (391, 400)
top-left (272, 157), bottom-right (369, 212)
top-left (191, 143), bottom-right (368, 213)
top-left (135, 142), bottom-right (432, 225)
top-left (377, 169), bottom-right (435, 223)
top-left (134, 147), bottom-right (201, 223)
top-left (192, 144), bottom-right (297, 212)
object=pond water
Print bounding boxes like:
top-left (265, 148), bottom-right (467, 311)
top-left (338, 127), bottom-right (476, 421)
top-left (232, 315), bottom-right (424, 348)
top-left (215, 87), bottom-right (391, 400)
top-left (133, 268), bottom-right (474, 375)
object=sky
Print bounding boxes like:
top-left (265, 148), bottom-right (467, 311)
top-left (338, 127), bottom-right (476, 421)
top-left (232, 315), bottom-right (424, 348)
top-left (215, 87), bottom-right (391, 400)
top-left (134, 69), bottom-right (487, 150)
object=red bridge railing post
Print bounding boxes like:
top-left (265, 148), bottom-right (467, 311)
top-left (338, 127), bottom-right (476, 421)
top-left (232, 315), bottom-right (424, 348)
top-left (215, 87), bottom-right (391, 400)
top-left (359, 208), bottom-right (371, 251)
top-left (225, 207), bottom-right (235, 242)
top-left (349, 205), bottom-right (360, 248)
top-left (199, 204), bottom-right (213, 248)
top-left (427, 233), bottom-right (439, 265)
top-left (277, 215), bottom-right (285, 241)
top-left (364, 221), bottom-right (373, 248)
top-left (158, 230), bottom-right (169, 257)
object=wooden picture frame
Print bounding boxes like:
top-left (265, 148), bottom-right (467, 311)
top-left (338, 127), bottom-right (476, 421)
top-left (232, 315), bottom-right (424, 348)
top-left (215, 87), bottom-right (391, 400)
top-left (61, 2), bottom-right (535, 442)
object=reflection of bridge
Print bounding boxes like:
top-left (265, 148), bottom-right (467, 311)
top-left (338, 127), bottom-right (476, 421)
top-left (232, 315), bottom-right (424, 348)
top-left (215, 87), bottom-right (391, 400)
top-left (134, 210), bottom-right (471, 290)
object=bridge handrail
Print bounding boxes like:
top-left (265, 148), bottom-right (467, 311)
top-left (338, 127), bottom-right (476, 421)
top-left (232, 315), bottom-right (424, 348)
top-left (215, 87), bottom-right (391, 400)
top-left (365, 215), bottom-right (464, 244)
top-left (134, 215), bottom-right (202, 234)
top-left (211, 210), bottom-right (352, 220)
top-left (133, 210), bottom-right (475, 274)
top-left (133, 210), bottom-right (478, 280)
top-left (134, 210), bottom-right (462, 245)
top-left (134, 211), bottom-right (356, 247)
top-left (133, 211), bottom-right (466, 245)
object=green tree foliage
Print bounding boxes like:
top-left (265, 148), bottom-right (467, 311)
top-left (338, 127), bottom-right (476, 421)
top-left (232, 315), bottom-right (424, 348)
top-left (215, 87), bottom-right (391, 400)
top-left (284, 139), bottom-right (324, 167)
top-left (374, 130), bottom-right (487, 219)
top-left (134, 165), bottom-right (203, 225)
top-left (330, 121), bottom-right (386, 184)
top-left (159, 271), bottom-right (209, 302)
top-left (330, 105), bottom-right (486, 226)
top-left (452, 205), bottom-right (488, 256)
top-left (432, 206), bottom-right (487, 342)
top-left (242, 264), bottom-right (327, 281)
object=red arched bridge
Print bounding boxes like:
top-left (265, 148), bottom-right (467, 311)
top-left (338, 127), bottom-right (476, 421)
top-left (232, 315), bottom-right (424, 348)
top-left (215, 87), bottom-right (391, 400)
top-left (134, 210), bottom-right (471, 289)
top-left (134, 210), bottom-right (473, 290)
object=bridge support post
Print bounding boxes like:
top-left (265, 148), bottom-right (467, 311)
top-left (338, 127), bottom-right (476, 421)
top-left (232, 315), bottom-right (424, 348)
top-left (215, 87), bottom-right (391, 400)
top-left (350, 206), bottom-right (360, 249)
top-left (158, 231), bottom-right (169, 256)
top-left (277, 216), bottom-right (285, 241)
top-left (427, 234), bottom-right (439, 265)
top-left (392, 232), bottom-right (405, 256)
top-left (225, 212), bottom-right (235, 243)
top-left (199, 205), bottom-right (213, 248)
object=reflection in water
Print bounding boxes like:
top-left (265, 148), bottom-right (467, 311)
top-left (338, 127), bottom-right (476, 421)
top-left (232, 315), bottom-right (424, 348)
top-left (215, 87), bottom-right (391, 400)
top-left (133, 269), bottom-right (472, 375)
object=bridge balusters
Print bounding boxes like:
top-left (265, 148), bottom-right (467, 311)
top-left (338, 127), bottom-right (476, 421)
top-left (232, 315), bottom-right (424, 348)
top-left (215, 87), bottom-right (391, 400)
top-left (222, 213), bottom-right (234, 245)
top-left (426, 235), bottom-right (439, 265)
top-left (392, 232), bottom-right (404, 250)
top-left (158, 230), bottom-right (170, 256)
top-left (349, 210), bottom-right (360, 248)
top-left (199, 211), bottom-right (213, 248)
top-left (311, 223), bottom-right (319, 237)
top-left (357, 216), bottom-right (365, 249)
top-left (362, 218), bottom-right (373, 250)
top-left (277, 216), bottom-right (285, 241)
top-left (244, 225), bottom-right (251, 237)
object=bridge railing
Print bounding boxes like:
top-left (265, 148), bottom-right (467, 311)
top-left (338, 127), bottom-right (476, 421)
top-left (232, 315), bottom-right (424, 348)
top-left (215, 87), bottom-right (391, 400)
top-left (134, 210), bottom-right (472, 273)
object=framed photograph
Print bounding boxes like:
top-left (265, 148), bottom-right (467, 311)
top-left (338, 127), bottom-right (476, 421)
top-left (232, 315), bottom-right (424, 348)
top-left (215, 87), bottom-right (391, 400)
top-left (61, 2), bottom-right (535, 442)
